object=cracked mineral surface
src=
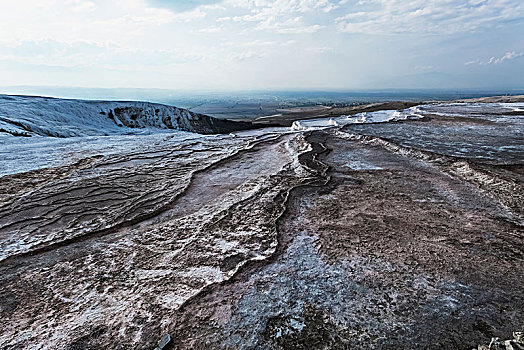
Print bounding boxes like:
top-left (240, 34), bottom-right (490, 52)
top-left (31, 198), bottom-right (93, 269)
top-left (0, 99), bottom-right (523, 349)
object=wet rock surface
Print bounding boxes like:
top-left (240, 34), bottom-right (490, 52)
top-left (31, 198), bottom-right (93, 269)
top-left (0, 102), bottom-right (523, 349)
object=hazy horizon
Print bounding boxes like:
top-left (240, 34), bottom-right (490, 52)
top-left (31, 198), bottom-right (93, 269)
top-left (3, 85), bottom-right (524, 102)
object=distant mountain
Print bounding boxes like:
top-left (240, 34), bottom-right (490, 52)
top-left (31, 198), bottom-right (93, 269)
top-left (0, 95), bottom-right (254, 137)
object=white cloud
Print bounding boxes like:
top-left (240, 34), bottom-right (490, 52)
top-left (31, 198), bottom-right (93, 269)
top-left (198, 26), bottom-right (222, 33)
top-left (414, 65), bottom-right (434, 71)
top-left (336, 0), bottom-right (524, 34)
top-left (0, 39), bottom-right (205, 69)
top-left (228, 51), bottom-right (266, 61)
top-left (466, 51), bottom-right (524, 65)
top-left (227, 0), bottom-right (334, 33)
top-left (0, 0), bottom-right (523, 89)
top-left (227, 0), bottom-right (337, 13)
top-left (0, 0), bottom-right (208, 45)
top-left (65, 0), bottom-right (97, 12)
top-left (308, 46), bottom-right (334, 53)
top-left (276, 24), bottom-right (324, 34)
top-left (486, 51), bottom-right (523, 64)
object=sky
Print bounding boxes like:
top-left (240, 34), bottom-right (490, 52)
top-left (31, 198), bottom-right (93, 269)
top-left (0, 0), bottom-right (523, 91)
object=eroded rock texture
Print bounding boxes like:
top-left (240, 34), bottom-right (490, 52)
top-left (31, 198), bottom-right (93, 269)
top-left (0, 131), bottom-right (323, 348)
top-left (1, 102), bottom-right (523, 349)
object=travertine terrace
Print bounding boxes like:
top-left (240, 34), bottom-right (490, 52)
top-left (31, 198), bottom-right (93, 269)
top-left (1, 97), bottom-right (523, 349)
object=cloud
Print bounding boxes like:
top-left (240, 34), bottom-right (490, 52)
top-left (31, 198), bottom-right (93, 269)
top-left (64, 0), bottom-right (97, 12)
top-left (228, 0), bottom-right (334, 33)
top-left (0, 0), bottom-right (523, 90)
top-left (466, 51), bottom-right (523, 65)
top-left (228, 51), bottom-right (266, 61)
top-left (414, 65), bottom-right (434, 71)
top-left (198, 26), bottom-right (222, 33)
top-left (335, 0), bottom-right (524, 34)
top-left (227, 0), bottom-right (337, 13)
top-left (308, 47), bottom-right (334, 53)
top-left (0, 39), bottom-right (205, 69)
top-left (0, 0), bottom-right (212, 48)
top-left (220, 39), bottom-right (297, 48)
top-left (276, 24), bottom-right (324, 34)
top-left (486, 51), bottom-right (523, 64)
top-left (146, 0), bottom-right (222, 12)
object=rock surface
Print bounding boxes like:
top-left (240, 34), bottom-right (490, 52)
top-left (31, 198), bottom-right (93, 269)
top-left (0, 101), bottom-right (523, 349)
top-left (477, 332), bottom-right (524, 349)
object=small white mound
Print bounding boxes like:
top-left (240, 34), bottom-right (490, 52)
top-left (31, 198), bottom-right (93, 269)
top-left (501, 102), bottom-right (524, 112)
top-left (328, 118), bottom-right (339, 126)
top-left (291, 121), bottom-right (309, 131)
top-left (345, 108), bottom-right (423, 124)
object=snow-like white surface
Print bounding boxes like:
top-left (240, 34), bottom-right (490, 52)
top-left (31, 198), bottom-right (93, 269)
top-left (289, 102), bottom-right (524, 133)
top-left (344, 160), bottom-right (383, 170)
top-left (0, 124), bottom-right (295, 177)
top-left (500, 102), bottom-right (524, 112)
top-left (0, 132), bottom-right (207, 176)
top-left (416, 102), bottom-right (524, 117)
top-left (344, 107), bottom-right (424, 123)
top-left (290, 106), bottom-right (423, 131)
top-left (2, 98), bottom-right (522, 177)
top-left (0, 95), bottom-right (208, 137)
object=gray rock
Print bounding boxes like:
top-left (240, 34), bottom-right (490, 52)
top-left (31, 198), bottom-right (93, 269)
top-left (478, 333), bottom-right (524, 350)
